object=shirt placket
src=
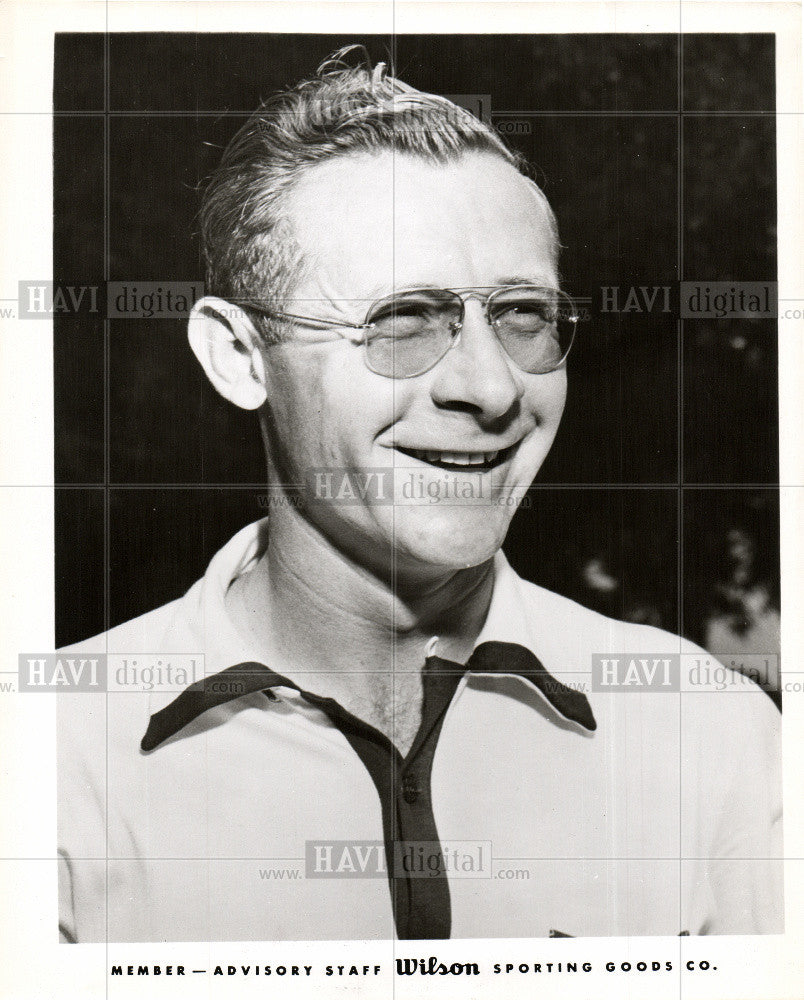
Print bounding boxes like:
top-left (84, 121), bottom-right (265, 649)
top-left (302, 661), bottom-right (465, 939)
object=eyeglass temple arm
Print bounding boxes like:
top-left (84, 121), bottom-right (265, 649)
top-left (240, 301), bottom-right (371, 332)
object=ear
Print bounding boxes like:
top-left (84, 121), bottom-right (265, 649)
top-left (187, 296), bottom-right (267, 410)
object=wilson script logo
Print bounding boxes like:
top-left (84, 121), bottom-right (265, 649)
top-left (396, 957), bottom-right (480, 976)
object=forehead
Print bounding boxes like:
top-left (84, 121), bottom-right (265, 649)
top-left (283, 151), bottom-right (558, 296)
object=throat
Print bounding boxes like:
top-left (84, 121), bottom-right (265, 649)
top-left (225, 532), bottom-right (491, 755)
top-left (335, 671), bottom-right (425, 759)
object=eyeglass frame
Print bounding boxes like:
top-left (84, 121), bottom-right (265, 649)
top-left (242, 284), bottom-right (579, 379)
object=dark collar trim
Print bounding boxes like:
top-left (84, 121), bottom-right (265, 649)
top-left (466, 641), bottom-right (596, 732)
top-left (141, 641), bottom-right (596, 752)
top-left (141, 662), bottom-right (292, 752)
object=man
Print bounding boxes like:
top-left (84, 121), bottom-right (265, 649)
top-left (58, 51), bottom-right (782, 942)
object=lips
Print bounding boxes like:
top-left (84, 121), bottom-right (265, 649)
top-left (395, 443), bottom-right (517, 471)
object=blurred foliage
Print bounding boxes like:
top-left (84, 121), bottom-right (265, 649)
top-left (505, 488), bottom-right (780, 700)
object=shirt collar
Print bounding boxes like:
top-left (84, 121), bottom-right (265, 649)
top-left (144, 518), bottom-right (596, 741)
top-left (145, 519), bottom-right (271, 716)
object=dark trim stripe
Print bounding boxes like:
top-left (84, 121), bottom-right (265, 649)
top-left (468, 641), bottom-right (596, 731)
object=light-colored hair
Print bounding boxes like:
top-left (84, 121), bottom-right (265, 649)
top-left (200, 46), bottom-right (559, 341)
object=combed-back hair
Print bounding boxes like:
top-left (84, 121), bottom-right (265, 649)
top-left (200, 45), bottom-right (559, 342)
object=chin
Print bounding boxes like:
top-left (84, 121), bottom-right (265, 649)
top-left (390, 506), bottom-right (511, 573)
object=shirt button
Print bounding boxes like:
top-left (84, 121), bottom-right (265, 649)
top-left (402, 774), bottom-right (420, 804)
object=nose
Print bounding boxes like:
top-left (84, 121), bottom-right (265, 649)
top-left (429, 301), bottom-right (524, 420)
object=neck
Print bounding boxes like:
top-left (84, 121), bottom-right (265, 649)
top-left (226, 508), bottom-right (496, 683)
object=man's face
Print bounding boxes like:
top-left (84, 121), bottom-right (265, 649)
top-left (258, 150), bottom-right (566, 581)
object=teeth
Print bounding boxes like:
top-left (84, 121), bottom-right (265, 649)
top-left (408, 448), bottom-right (502, 466)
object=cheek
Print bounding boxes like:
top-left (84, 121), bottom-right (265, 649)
top-left (263, 347), bottom-right (398, 461)
top-left (261, 351), bottom-right (328, 463)
top-left (528, 371), bottom-right (567, 427)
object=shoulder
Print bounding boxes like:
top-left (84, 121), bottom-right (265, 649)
top-left (57, 592), bottom-right (196, 775)
top-left (508, 569), bottom-right (693, 658)
top-left (509, 570), bottom-right (779, 740)
top-left (58, 593), bottom-right (188, 658)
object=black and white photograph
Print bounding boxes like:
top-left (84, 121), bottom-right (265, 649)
top-left (1, 4), bottom-right (802, 999)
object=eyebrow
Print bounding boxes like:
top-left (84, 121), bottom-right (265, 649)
top-left (495, 275), bottom-right (554, 287)
top-left (364, 276), bottom-right (556, 299)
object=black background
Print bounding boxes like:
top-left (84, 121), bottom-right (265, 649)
top-left (54, 34), bottom-right (779, 684)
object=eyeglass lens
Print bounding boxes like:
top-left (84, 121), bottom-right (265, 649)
top-left (364, 287), bottom-right (575, 378)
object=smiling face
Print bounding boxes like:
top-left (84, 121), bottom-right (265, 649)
top-left (257, 150), bottom-right (567, 582)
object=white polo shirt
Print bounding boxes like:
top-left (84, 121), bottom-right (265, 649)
top-left (58, 519), bottom-right (782, 942)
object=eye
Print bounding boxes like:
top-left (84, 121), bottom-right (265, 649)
top-left (368, 293), bottom-right (459, 339)
top-left (495, 300), bottom-right (555, 333)
top-left (369, 304), bottom-right (431, 340)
